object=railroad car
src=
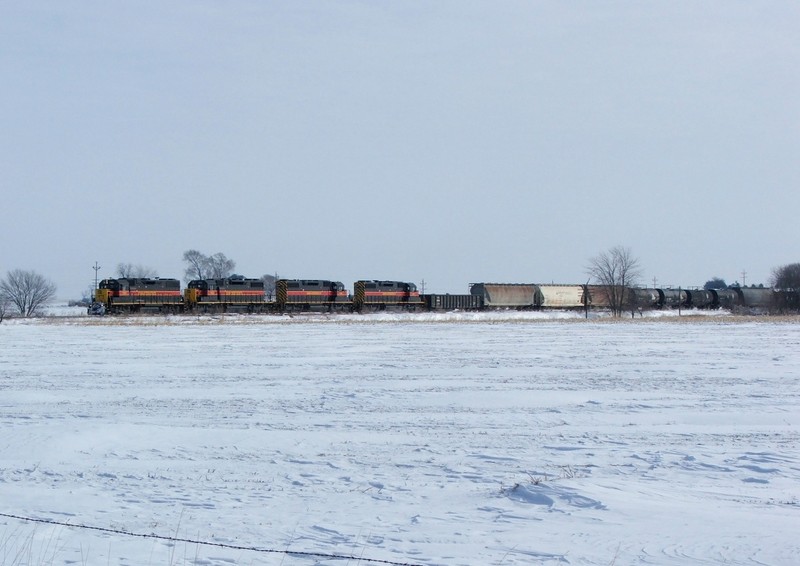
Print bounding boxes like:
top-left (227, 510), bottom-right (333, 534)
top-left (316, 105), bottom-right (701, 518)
top-left (276, 279), bottom-right (349, 312)
top-left (660, 288), bottom-right (688, 309)
top-left (353, 280), bottom-right (423, 311)
top-left (686, 289), bottom-right (715, 309)
top-left (422, 293), bottom-right (483, 311)
top-left (713, 288), bottom-right (740, 310)
top-left (185, 276), bottom-right (266, 313)
top-left (94, 277), bottom-right (183, 314)
top-left (584, 285), bottom-right (615, 309)
top-left (732, 287), bottom-right (774, 312)
top-left (584, 285), bottom-right (647, 311)
top-left (710, 287), bottom-right (773, 312)
top-left (630, 288), bottom-right (663, 309)
top-left (469, 283), bottom-right (538, 309)
top-left (537, 284), bottom-right (587, 309)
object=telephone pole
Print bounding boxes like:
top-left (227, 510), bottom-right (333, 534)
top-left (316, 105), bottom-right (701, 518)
top-left (93, 262), bottom-right (101, 289)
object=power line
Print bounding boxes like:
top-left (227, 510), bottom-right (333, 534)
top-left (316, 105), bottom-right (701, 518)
top-left (0, 512), bottom-right (427, 566)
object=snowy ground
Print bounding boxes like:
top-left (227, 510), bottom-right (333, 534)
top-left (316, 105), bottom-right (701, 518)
top-left (1, 312), bottom-right (798, 565)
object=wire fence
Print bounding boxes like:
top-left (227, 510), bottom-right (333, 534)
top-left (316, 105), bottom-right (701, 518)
top-left (0, 511), bottom-right (426, 566)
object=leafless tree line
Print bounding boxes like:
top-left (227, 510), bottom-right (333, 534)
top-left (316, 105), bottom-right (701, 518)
top-left (116, 263), bottom-right (158, 279)
top-left (182, 250), bottom-right (237, 281)
top-left (771, 263), bottom-right (800, 290)
top-left (181, 250), bottom-right (277, 298)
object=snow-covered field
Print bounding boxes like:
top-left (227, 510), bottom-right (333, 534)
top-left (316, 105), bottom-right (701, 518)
top-left (1, 313), bottom-right (798, 565)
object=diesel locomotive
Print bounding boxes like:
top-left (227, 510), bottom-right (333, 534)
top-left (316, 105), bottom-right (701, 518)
top-left (90, 276), bottom-right (423, 314)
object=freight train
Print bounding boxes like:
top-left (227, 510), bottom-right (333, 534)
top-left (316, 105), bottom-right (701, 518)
top-left (89, 276), bottom-right (797, 315)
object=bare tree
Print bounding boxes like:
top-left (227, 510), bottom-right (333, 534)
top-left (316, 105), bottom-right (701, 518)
top-left (586, 246), bottom-right (643, 317)
top-left (261, 273), bottom-right (277, 300)
top-left (182, 250), bottom-right (236, 282)
top-left (0, 269), bottom-right (58, 317)
top-left (770, 263), bottom-right (800, 290)
top-left (0, 294), bottom-right (8, 323)
top-left (183, 250), bottom-right (209, 281)
top-left (117, 263), bottom-right (158, 279)
top-left (206, 252), bottom-right (236, 279)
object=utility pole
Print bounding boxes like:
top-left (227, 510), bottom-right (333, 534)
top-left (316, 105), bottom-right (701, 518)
top-left (92, 262), bottom-right (101, 289)
top-left (584, 280), bottom-right (590, 319)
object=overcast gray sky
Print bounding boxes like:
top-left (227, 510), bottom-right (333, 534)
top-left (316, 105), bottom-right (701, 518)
top-left (1, 2), bottom-right (798, 299)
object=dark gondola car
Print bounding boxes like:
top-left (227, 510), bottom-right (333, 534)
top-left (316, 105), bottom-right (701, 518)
top-left (423, 293), bottom-right (484, 311)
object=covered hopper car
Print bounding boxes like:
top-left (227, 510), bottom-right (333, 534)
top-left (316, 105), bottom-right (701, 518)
top-left (537, 285), bottom-right (587, 309)
top-left (469, 283), bottom-right (539, 308)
